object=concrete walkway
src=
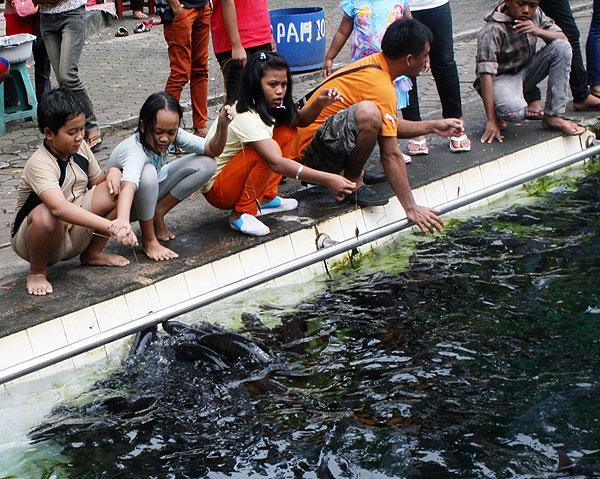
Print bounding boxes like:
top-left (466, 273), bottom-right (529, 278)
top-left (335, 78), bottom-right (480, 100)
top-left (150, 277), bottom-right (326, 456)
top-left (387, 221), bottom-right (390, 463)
top-left (0, 0), bottom-right (598, 335)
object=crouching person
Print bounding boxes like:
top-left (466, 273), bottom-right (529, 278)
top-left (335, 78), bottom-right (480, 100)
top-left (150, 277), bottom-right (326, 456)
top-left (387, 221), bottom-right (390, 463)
top-left (11, 88), bottom-right (137, 296)
top-left (476, 0), bottom-right (586, 144)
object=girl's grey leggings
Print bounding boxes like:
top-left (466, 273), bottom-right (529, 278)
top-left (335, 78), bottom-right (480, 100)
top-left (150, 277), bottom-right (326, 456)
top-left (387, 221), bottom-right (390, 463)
top-left (134, 154), bottom-right (216, 221)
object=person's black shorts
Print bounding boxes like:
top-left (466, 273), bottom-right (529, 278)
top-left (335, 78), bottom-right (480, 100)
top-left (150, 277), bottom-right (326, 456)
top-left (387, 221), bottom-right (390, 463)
top-left (302, 105), bottom-right (358, 173)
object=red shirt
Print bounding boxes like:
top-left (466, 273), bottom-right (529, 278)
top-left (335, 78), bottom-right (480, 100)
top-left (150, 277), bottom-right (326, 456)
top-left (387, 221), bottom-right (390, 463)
top-left (210, 0), bottom-right (273, 54)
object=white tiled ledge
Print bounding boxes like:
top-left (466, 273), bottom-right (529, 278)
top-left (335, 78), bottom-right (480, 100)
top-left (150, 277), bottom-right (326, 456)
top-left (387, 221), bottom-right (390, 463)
top-left (0, 133), bottom-right (592, 392)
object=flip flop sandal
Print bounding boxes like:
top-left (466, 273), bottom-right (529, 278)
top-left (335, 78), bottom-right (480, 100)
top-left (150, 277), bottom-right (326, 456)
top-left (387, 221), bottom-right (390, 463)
top-left (406, 138), bottom-right (429, 156)
top-left (542, 117), bottom-right (587, 137)
top-left (525, 109), bottom-right (544, 120)
top-left (133, 22), bottom-right (152, 33)
top-left (449, 134), bottom-right (471, 153)
top-left (86, 132), bottom-right (105, 152)
top-left (115, 27), bottom-right (129, 37)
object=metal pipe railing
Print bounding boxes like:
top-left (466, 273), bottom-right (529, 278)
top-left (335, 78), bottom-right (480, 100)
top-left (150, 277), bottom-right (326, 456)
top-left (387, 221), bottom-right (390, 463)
top-left (1, 141), bottom-right (599, 385)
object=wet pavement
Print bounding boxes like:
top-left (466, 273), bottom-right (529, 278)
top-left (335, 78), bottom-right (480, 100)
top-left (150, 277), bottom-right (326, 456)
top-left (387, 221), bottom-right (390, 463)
top-left (0, 0), bottom-right (598, 333)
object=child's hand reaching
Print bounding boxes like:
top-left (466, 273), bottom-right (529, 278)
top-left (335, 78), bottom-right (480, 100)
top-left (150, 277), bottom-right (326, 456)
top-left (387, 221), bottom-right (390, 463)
top-left (315, 88), bottom-right (343, 109)
top-left (217, 105), bottom-right (236, 128)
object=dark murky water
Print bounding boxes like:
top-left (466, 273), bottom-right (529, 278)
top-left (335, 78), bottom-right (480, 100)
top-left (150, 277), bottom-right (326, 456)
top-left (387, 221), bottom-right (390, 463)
top-left (25, 170), bottom-right (600, 478)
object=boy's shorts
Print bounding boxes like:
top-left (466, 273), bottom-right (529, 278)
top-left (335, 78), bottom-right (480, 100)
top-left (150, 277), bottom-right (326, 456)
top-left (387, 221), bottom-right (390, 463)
top-left (302, 105), bottom-right (358, 173)
top-left (11, 187), bottom-right (96, 265)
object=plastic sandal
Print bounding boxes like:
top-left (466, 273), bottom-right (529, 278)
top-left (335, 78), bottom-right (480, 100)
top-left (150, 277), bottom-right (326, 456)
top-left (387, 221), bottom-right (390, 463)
top-left (449, 134), bottom-right (471, 153)
top-left (525, 109), bottom-right (544, 120)
top-left (133, 22), bottom-right (152, 34)
top-left (115, 27), bottom-right (129, 37)
top-left (256, 196), bottom-right (298, 217)
top-left (406, 138), bottom-right (429, 156)
top-left (86, 131), bottom-right (104, 152)
top-left (230, 213), bottom-right (270, 236)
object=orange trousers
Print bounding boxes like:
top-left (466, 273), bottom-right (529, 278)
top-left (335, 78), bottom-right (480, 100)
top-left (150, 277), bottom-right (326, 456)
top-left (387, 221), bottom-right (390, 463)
top-left (163, 5), bottom-right (210, 130)
top-left (204, 125), bottom-right (297, 216)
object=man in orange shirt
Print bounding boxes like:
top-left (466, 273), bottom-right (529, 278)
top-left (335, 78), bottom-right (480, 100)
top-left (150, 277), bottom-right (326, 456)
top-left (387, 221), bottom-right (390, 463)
top-left (296, 19), bottom-right (464, 233)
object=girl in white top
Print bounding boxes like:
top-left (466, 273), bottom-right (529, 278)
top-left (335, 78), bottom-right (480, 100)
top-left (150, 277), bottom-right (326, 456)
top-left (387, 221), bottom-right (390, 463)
top-left (202, 51), bottom-right (356, 237)
top-left (107, 92), bottom-right (234, 260)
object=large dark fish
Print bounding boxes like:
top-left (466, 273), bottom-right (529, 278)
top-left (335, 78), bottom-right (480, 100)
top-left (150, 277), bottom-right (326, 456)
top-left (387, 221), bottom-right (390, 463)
top-left (162, 320), bottom-right (272, 366)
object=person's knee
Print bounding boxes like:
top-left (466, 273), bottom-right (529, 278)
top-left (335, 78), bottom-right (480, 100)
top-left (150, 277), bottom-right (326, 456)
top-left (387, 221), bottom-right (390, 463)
top-left (551, 39), bottom-right (573, 62)
top-left (496, 102), bottom-right (527, 121)
top-left (139, 163), bottom-right (158, 186)
top-left (28, 205), bottom-right (62, 233)
top-left (354, 101), bottom-right (382, 133)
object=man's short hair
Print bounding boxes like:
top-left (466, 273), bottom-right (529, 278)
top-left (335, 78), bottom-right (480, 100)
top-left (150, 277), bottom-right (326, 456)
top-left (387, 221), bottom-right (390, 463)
top-left (381, 18), bottom-right (433, 59)
top-left (37, 87), bottom-right (86, 134)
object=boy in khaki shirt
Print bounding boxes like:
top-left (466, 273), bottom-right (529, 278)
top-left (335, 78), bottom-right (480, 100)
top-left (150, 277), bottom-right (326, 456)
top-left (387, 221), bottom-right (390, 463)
top-left (11, 88), bottom-right (137, 295)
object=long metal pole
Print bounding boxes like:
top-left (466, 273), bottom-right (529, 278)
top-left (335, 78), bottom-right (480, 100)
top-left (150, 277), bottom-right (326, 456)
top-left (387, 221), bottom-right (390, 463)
top-left (1, 143), bottom-right (599, 385)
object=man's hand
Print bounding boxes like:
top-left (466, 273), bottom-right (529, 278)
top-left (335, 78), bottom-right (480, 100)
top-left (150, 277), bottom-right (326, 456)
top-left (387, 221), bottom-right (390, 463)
top-left (406, 205), bottom-right (444, 234)
top-left (106, 167), bottom-right (122, 196)
top-left (481, 118), bottom-right (504, 143)
top-left (326, 174), bottom-right (356, 201)
top-left (513, 19), bottom-right (540, 36)
top-left (314, 88), bottom-right (342, 109)
top-left (431, 118), bottom-right (465, 138)
top-left (217, 104), bottom-right (235, 128)
top-left (231, 44), bottom-right (247, 67)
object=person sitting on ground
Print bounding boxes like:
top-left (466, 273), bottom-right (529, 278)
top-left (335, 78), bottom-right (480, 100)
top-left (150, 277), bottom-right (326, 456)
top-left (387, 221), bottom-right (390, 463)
top-left (10, 88), bottom-right (137, 296)
top-left (106, 91), bottom-right (234, 261)
top-left (201, 51), bottom-right (356, 237)
top-left (475, 0), bottom-right (586, 144)
top-left (211, 0), bottom-right (274, 105)
top-left (294, 19), bottom-right (462, 233)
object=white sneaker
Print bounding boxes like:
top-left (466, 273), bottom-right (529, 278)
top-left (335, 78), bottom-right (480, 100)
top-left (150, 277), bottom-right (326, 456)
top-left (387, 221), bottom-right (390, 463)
top-left (230, 213), bottom-right (270, 236)
top-left (256, 196), bottom-right (299, 216)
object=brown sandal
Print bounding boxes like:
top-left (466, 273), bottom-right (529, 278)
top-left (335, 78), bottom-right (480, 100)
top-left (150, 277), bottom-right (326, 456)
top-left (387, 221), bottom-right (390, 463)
top-left (86, 132), bottom-right (104, 152)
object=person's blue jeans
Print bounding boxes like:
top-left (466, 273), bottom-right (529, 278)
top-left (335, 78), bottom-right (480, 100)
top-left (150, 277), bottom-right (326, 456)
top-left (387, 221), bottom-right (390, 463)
top-left (586, 0), bottom-right (600, 87)
top-left (401, 2), bottom-right (462, 121)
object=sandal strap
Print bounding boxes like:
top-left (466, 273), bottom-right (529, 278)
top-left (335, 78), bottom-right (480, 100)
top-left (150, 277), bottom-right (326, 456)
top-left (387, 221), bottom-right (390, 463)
top-left (450, 134), bottom-right (469, 142)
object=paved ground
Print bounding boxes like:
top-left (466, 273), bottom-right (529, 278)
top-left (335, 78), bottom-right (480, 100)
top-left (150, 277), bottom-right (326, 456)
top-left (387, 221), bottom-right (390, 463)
top-left (1, 0), bottom-right (510, 247)
top-left (0, 0), bottom-right (598, 334)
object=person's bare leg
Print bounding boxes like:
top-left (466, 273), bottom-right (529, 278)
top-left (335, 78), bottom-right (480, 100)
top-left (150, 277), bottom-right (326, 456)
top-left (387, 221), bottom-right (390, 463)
top-left (24, 204), bottom-right (66, 295)
top-left (140, 219), bottom-right (179, 260)
top-left (80, 182), bottom-right (130, 266)
top-left (345, 101), bottom-right (381, 189)
top-left (153, 193), bottom-right (179, 241)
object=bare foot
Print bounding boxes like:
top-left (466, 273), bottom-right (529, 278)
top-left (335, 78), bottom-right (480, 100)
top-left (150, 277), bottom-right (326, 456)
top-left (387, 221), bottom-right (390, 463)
top-left (541, 115), bottom-right (586, 136)
top-left (27, 273), bottom-right (53, 295)
top-left (132, 10), bottom-right (148, 19)
top-left (81, 251), bottom-right (130, 266)
top-left (143, 239), bottom-right (179, 261)
top-left (154, 216), bottom-right (176, 241)
top-left (573, 93), bottom-right (600, 110)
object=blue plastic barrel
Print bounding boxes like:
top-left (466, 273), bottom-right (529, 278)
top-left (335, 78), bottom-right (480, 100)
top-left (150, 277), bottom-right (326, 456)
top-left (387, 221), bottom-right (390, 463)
top-left (269, 7), bottom-right (326, 73)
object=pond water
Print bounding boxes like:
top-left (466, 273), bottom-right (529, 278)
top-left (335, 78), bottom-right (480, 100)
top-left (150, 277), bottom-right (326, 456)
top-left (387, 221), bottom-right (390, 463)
top-left (4, 168), bottom-right (600, 478)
